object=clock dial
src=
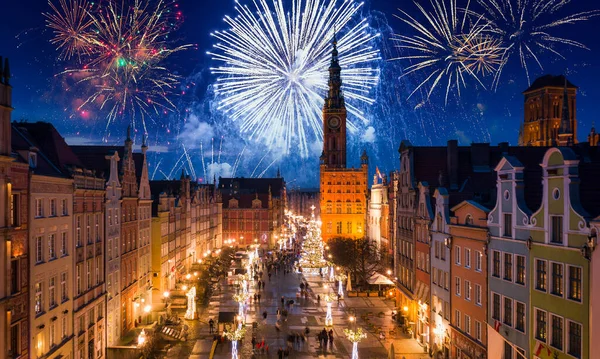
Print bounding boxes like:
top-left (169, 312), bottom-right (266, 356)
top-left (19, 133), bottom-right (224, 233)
top-left (328, 117), bottom-right (340, 129)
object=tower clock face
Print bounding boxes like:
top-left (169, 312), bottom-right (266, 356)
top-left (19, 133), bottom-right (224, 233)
top-left (328, 117), bottom-right (341, 129)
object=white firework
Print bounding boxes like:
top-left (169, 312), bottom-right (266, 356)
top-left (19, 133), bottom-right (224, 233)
top-left (475, 0), bottom-right (600, 88)
top-left (208, 0), bottom-right (380, 157)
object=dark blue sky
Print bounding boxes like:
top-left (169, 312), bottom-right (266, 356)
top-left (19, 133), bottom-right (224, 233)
top-left (1, 0), bottom-right (599, 185)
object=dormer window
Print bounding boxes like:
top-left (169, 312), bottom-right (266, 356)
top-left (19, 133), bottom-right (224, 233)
top-left (465, 214), bottom-right (474, 226)
top-left (29, 152), bottom-right (37, 168)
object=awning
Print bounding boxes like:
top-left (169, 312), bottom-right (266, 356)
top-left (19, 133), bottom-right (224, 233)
top-left (368, 273), bottom-right (394, 285)
top-left (414, 280), bottom-right (430, 305)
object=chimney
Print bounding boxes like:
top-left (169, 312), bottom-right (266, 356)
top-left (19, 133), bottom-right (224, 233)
top-left (471, 143), bottom-right (490, 172)
top-left (447, 140), bottom-right (458, 190)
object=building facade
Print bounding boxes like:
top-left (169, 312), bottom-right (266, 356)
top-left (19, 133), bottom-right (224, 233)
top-left (414, 182), bottom-right (432, 347)
top-left (136, 139), bottom-right (152, 324)
top-left (220, 177), bottom-right (286, 247)
top-left (449, 201), bottom-right (489, 359)
top-left (319, 37), bottom-right (368, 242)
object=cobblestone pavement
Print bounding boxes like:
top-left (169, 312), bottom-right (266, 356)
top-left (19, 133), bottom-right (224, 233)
top-left (164, 254), bottom-right (429, 359)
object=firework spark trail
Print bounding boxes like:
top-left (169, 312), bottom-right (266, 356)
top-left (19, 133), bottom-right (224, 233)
top-left (258, 157), bottom-right (280, 178)
top-left (45, 0), bottom-right (190, 135)
top-left (151, 158), bottom-right (163, 180)
top-left (217, 137), bottom-right (223, 165)
top-left (474, 0), bottom-right (600, 88)
top-left (159, 170), bottom-right (169, 179)
top-left (209, 0), bottom-right (381, 157)
top-left (167, 152), bottom-right (187, 180)
top-left (182, 144), bottom-right (196, 180)
top-left (250, 152), bottom-right (269, 178)
top-left (391, 0), bottom-right (504, 103)
top-left (232, 145), bottom-right (246, 177)
top-left (200, 141), bottom-right (207, 182)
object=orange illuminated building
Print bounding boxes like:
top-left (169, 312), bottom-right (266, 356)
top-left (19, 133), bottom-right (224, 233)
top-left (319, 36), bottom-right (368, 241)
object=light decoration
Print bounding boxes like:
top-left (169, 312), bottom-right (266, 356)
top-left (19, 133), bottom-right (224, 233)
top-left (298, 207), bottom-right (327, 273)
top-left (335, 273), bottom-right (347, 298)
top-left (344, 327), bottom-right (367, 359)
top-left (324, 293), bottom-right (336, 326)
top-left (184, 286), bottom-right (196, 320)
top-left (233, 292), bottom-right (251, 319)
top-left (223, 325), bottom-right (246, 359)
top-left (137, 329), bottom-right (147, 347)
top-left (329, 266), bottom-right (335, 281)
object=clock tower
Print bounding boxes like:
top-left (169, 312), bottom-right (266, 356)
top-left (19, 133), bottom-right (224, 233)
top-left (321, 34), bottom-right (347, 168)
top-left (319, 37), bottom-right (368, 242)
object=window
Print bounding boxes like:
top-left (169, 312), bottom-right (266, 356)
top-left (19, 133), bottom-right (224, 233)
top-left (435, 241), bottom-right (440, 258)
top-left (503, 253), bottom-right (512, 281)
top-left (76, 216), bottom-right (82, 247)
top-left (455, 277), bottom-right (461, 296)
top-left (516, 347), bottom-right (526, 359)
top-left (455, 245), bottom-right (461, 265)
top-left (475, 284), bottom-right (482, 306)
top-left (475, 321), bottom-right (482, 342)
top-left (492, 251), bottom-right (500, 277)
top-left (475, 251), bottom-right (482, 272)
top-left (551, 216), bottom-right (563, 244)
top-left (504, 213), bottom-right (512, 236)
top-left (95, 214), bottom-right (100, 241)
top-left (50, 199), bottom-right (57, 216)
top-left (465, 280), bottom-right (471, 301)
top-left (10, 324), bottom-right (20, 357)
top-left (346, 221), bottom-right (352, 233)
top-left (551, 315), bottom-right (563, 350)
top-left (551, 262), bottom-right (564, 296)
top-left (36, 236), bottom-right (43, 263)
top-left (61, 198), bottom-right (68, 216)
top-left (77, 264), bottom-right (82, 295)
top-left (10, 260), bottom-right (19, 295)
top-left (441, 242), bottom-right (446, 260)
top-left (568, 321), bottom-right (582, 358)
top-left (61, 315), bottom-right (67, 339)
top-left (504, 297), bottom-right (513, 326)
top-left (10, 194), bottom-right (19, 226)
top-left (516, 301), bottom-right (525, 332)
top-left (465, 248), bottom-right (471, 268)
top-left (455, 310), bottom-right (461, 328)
top-left (49, 276), bottom-right (56, 307)
top-left (536, 259), bottom-right (547, 291)
top-left (568, 266), bottom-right (582, 301)
top-left (60, 232), bottom-right (67, 256)
top-left (444, 301), bottom-right (450, 320)
top-left (87, 260), bottom-right (92, 289)
top-left (96, 257), bottom-right (101, 285)
top-left (48, 234), bottom-right (56, 260)
top-left (465, 214), bottom-right (474, 225)
top-left (444, 272), bottom-right (449, 290)
top-left (464, 315), bottom-right (471, 334)
top-left (49, 322), bottom-right (55, 347)
top-left (504, 342), bottom-right (513, 359)
top-left (35, 282), bottom-right (43, 314)
top-left (35, 198), bottom-right (44, 218)
top-left (432, 268), bottom-right (437, 284)
top-left (536, 309), bottom-right (547, 342)
top-left (336, 221), bottom-right (342, 234)
top-left (86, 215), bottom-right (91, 244)
top-left (61, 272), bottom-right (67, 302)
top-left (492, 293), bottom-right (501, 320)
top-left (516, 255), bottom-right (525, 285)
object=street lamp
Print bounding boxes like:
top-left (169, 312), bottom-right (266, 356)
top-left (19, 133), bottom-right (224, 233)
top-left (387, 269), bottom-right (392, 276)
top-left (163, 291), bottom-right (170, 298)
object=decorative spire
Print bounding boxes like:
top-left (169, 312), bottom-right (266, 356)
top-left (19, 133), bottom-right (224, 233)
top-left (126, 124), bottom-right (132, 143)
top-left (142, 134), bottom-right (147, 148)
top-left (276, 167), bottom-right (281, 178)
top-left (324, 32), bottom-right (344, 110)
top-left (559, 76), bottom-right (570, 135)
top-left (3, 57), bottom-right (10, 85)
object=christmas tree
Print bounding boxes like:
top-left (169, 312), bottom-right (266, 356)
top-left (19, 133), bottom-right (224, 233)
top-left (298, 208), bottom-right (327, 270)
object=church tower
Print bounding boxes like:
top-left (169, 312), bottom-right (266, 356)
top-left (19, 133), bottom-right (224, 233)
top-left (520, 74), bottom-right (577, 146)
top-left (321, 34), bottom-right (347, 168)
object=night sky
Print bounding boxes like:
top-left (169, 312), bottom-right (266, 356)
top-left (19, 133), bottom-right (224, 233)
top-left (1, 0), bottom-right (599, 187)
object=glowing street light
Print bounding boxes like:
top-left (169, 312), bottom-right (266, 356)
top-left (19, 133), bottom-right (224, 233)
top-left (163, 291), bottom-right (170, 298)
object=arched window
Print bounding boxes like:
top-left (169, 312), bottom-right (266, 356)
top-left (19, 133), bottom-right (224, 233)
top-left (465, 214), bottom-right (474, 226)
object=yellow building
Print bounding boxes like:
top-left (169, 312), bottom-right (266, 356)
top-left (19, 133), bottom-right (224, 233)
top-left (319, 36), bottom-right (368, 241)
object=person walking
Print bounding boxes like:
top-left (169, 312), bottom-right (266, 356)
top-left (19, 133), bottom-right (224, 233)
top-left (328, 329), bottom-right (334, 348)
top-left (281, 296), bottom-right (285, 306)
top-left (257, 293), bottom-right (262, 302)
top-left (208, 318), bottom-right (215, 333)
top-left (262, 310), bottom-right (267, 320)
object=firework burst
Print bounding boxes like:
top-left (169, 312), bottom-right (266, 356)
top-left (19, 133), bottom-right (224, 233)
top-left (392, 0), bottom-right (504, 103)
top-left (209, 0), bottom-right (381, 158)
top-left (474, 0), bottom-right (600, 88)
top-left (44, 0), bottom-right (190, 137)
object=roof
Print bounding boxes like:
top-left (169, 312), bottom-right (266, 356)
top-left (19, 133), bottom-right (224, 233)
top-left (219, 177), bottom-right (285, 197)
top-left (70, 145), bottom-right (144, 179)
top-left (222, 193), bottom-right (270, 209)
top-left (11, 124), bottom-right (65, 178)
top-left (523, 74), bottom-right (577, 93)
top-left (13, 122), bottom-right (83, 173)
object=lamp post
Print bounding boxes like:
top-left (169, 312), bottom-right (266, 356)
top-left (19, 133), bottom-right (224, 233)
top-left (344, 327), bottom-right (367, 359)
